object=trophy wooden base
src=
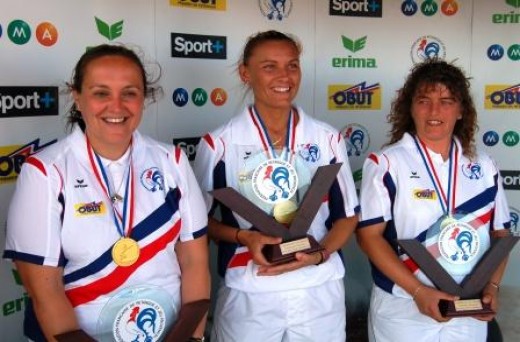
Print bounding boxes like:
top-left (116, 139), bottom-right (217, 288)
top-left (439, 299), bottom-right (494, 317)
top-left (262, 235), bottom-right (324, 265)
top-left (55, 330), bottom-right (95, 342)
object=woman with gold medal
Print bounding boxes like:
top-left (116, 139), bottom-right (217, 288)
top-left (194, 30), bottom-right (359, 341)
top-left (3, 45), bottom-right (210, 342)
top-left (356, 59), bottom-right (512, 342)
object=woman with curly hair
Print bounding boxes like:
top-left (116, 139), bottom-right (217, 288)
top-left (356, 59), bottom-right (511, 342)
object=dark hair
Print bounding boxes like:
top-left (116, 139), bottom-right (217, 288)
top-left (66, 44), bottom-right (161, 131)
top-left (240, 30), bottom-right (301, 66)
top-left (386, 58), bottom-right (477, 158)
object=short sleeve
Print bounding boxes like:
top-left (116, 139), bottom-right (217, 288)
top-left (358, 153), bottom-right (394, 228)
top-left (4, 157), bottom-right (64, 266)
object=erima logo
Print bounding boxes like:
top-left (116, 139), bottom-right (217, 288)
top-left (0, 87), bottom-right (58, 117)
top-left (492, 0), bottom-right (520, 24)
top-left (332, 35), bottom-right (377, 69)
top-left (329, 0), bottom-right (383, 18)
top-left (171, 33), bottom-right (226, 59)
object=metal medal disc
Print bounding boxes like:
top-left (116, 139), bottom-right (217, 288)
top-left (251, 159), bottom-right (298, 204)
top-left (438, 220), bottom-right (481, 265)
top-left (96, 285), bottom-right (177, 342)
top-left (112, 237), bottom-right (140, 267)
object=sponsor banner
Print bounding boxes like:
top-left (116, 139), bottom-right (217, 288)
top-left (501, 170), bottom-right (520, 190)
top-left (171, 32), bottom-right (227, 59)
top-left (485, 84), bottom-right (520, 109)
top-left (329, 0), bottom-right (383, 18)
top-left (0, 87), bottom-right (59, 118)
top-left (169, 0), bottom-right (226, 11)
top-left (0, 138), bottom-right (57, 185)
top-left (328, 82), bottom-right (381, 110)
top-left (173, 137), bottom-right (201, 161)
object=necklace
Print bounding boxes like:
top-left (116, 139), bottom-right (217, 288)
top-left (110, 162), bottom-right (129, 203)
top-left (271, 136), bottom-right (283, 146)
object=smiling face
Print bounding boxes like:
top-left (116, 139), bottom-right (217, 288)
top-left (73, 55), bottom-right (145, 159)
top-left (239, 40), bottom-right (301, 116)
top-left (411, 83), bottom-right (462, 154)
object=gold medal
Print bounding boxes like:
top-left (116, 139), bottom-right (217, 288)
top-left (273, 200), bottom-right (298, 225)
top-left (112, 238), bottom-right (140, 267)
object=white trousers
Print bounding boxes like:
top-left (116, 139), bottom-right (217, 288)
top-left (211, 279), bottom-right (346, 342)
top-left (368, 286), bottom-right (487, 342)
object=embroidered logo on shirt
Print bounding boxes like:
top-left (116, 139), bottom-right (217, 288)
top-left (74, 201), bottom-right (106, 216)
top-left (299, 143), bottom-right (320, 162)
top-left (413, 189), bottom-right (437, 200)
top-left (461, 162), bottom-right (483, 180)
top-left (410, 171), bottom-right (420, 179)
top-left (74, 178), bottom-right (88, 188)
top-left (140, 167), bottom-right (164, 192)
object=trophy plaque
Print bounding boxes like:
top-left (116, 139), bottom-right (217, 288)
top-left (398, 233), bottom-right (518, 317)
top-left (211, 163), bottom-right (342, 265)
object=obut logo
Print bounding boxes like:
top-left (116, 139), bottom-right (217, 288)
top-left (171, 32), bottom-right (227, 59)
top-left (484, 84), bottom-right (520, 109)
top-left (328, 82), bottom-right (381, 110)
top-left (0, 138), bottom-right (56, 185)
top-left (0, 87), bottom-right (58, 118)
top-left (170, 0), bottom-right (227, 11)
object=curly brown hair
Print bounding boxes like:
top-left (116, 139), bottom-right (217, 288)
top-left (386, 58), bottom-right (477, 158)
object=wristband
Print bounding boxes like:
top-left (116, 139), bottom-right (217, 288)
top-left (317, 249), bottom-right (330, 265)
top-left (488, 281), bottom-right (500, 291)
top-left (412, 284), bottom-right (423, 301)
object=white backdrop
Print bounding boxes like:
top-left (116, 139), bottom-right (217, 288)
top-left (1, 1), bottom-right (519, 340)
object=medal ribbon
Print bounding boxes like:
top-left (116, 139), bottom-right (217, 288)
top-left (413, 136), bottom-right (458, 215)
top-left (86, 138), bottom-right (135, 238)
top-left (249, 105), bottom-right (296, 161)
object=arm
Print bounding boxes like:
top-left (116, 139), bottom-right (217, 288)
top-left (175, 235), bottom-right (211, 338)
top-left (208, 216), bottom-right (282, 267)
top-left (356, 223), bottom-right (458, 322)
top-left (257, 214), bottom-right (358, 276)
top-left (15, 261), bottom-right (80, 341)
top-left (477, 229), bottom-right (510, 321)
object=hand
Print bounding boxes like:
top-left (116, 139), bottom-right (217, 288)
top-left (257, 251), bottom-right (322, 276)
top-left (238, 230), bottom-right (282, 266)
top-left (413, 285), bottom-right (459, 322)
top-left (473, 282), bottom-right (500, 321)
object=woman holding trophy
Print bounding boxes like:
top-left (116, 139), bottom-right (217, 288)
top-left (356, 59), bottom-right (511, 341)
top-left (3, 44), bottom-right (210, 341)
top-left (194, 30), bottom-right (359, 341)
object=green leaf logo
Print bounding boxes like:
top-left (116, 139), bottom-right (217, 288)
top-left (506, 0), bottom-right (520, 8)
top-left (95, 17), bottom-right (124, 41)
top-left (353, 169), bottom-right (363, 183)
top-left (12, 269), bottom-right (22, 286)
top-left (341, 35), bottom-right (367, 53)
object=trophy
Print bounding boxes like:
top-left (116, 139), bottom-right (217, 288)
top-left (398, 219), bottom-right (518, 317)
top-left (211, 163), bottom-right (342, 265)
